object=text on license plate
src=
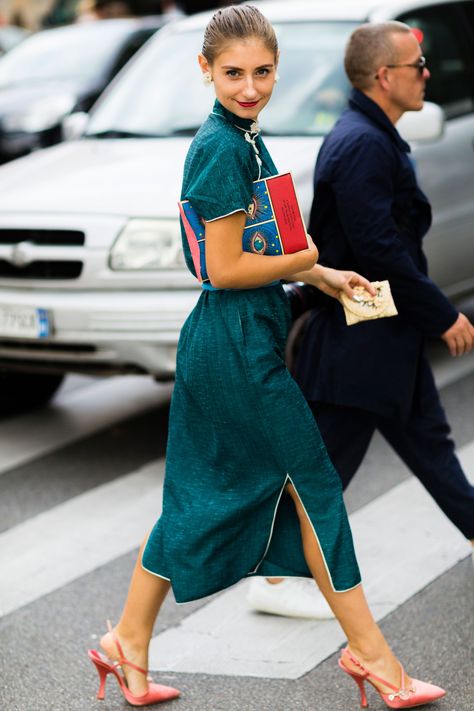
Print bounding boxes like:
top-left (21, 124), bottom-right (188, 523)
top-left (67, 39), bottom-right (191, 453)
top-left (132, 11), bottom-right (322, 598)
top-left (0, 306), bottom-right (50, 338)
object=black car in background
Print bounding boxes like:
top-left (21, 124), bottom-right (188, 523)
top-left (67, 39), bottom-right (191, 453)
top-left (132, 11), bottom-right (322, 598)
top-left (0, 16), bottom-right (166, 163)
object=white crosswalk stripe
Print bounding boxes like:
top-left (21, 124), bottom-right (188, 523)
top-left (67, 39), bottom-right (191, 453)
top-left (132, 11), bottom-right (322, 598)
top-left (0, 353), bottom-right (472, 682)
top-left (0, 459), bottom-right (165, 617)
top-left (0, 376), bottom-right (172, 476)
top-left (149, 442), bottom-right (474, 678)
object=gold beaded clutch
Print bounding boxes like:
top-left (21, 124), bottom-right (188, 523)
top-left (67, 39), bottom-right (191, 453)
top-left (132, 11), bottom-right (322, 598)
top-left (340, 280), bottom-right (398, 326)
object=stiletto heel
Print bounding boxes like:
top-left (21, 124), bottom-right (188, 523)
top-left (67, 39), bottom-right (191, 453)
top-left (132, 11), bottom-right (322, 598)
top-left (357, 677), bottom-right (368, 708)
top-left (88, 622), bottom-right (180, 706)
top-left (89, 653), bottom-right (110, 700)
top-left (354, 672), bottom-right (368, 708)
top-left (338, 658), bottom-right (368, 707)
top-left (338, 647), bottom-right (446, 709)
top-left (97, 668), bottom-right (107, 701)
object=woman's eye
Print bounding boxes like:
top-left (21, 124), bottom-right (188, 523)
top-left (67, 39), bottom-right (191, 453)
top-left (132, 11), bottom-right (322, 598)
top-left (226, 70), bottom-right (240, 77)
top-left (256, 68), bottom-right (270, 76)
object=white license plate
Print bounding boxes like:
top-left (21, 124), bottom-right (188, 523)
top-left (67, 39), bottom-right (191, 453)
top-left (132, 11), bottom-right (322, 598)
top-left (0, 305), bottom-right (50, 338)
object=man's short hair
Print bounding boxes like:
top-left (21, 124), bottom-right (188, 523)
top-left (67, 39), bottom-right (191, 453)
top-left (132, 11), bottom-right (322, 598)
top-left (344, 21), bottom-right (412, 90)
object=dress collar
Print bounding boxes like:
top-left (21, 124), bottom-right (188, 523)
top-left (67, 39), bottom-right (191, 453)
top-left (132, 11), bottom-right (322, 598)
top-left (211, 99), bottom-right (259, 134)
top-left (349, 88), bottom-right (410, 153)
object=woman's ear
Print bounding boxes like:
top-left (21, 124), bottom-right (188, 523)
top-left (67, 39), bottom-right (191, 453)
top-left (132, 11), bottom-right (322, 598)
top-left (198, 53), bottom-right (211, 75)
top-left (274, 50), bottom-right (280, 82)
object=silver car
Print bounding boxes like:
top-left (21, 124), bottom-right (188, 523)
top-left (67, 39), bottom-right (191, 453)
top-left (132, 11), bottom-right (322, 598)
top-left (0, 0), bottom-right (473, 413)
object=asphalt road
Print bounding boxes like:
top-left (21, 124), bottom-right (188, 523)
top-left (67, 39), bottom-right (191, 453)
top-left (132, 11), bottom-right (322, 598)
top-left (0, 321), bottom-right (473, 711)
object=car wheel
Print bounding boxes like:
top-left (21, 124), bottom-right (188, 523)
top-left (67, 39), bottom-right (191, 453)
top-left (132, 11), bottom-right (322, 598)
top-left (0, 370), bottom-right (64, 415)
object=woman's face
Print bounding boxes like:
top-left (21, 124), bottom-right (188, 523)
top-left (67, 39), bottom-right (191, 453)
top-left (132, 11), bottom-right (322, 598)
top-left (199, 37), bottom-right (278, 120)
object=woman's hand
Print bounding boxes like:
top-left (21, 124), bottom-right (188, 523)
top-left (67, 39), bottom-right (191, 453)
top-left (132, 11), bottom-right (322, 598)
top-left (316, 267), bottom-right (376, 300)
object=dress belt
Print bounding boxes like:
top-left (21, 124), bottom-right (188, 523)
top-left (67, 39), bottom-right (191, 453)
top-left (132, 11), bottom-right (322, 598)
top-left (201, 281), bottom-right (280, 292)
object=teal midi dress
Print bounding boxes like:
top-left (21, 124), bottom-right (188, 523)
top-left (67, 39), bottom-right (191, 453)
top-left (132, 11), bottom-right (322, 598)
top-left (142, 100), bottom-right (361, 603)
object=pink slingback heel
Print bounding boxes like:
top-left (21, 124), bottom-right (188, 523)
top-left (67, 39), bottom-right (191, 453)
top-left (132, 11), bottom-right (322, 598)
top-left (88, 621), bottom-right (180, 707)
top-left (338, 647), bottom-right (446, 709)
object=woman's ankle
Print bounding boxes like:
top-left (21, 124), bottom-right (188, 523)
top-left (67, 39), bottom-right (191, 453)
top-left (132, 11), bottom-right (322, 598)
top-left (348, 643), bottom-right (389, 665)
top-left (346, 632), bottom-right (397, 671)
top-left (100, 624), bottom-right (149, 665)
top-left (114, 621), bottom-right (151, 652)
top-left (346, 625), bottom-right (389, 662)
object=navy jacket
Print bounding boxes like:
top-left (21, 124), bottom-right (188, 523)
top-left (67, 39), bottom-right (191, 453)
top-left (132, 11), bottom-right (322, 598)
top-left (294, 89), bottom-right (458, 420)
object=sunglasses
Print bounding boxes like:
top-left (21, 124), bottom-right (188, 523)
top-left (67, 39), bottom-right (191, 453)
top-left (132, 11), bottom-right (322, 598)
top-left (386, 55), bottom-right (427, 76)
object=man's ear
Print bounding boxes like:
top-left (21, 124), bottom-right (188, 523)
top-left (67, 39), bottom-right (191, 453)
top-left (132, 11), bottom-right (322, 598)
top-left (374, 66), bottom-right (390, 90)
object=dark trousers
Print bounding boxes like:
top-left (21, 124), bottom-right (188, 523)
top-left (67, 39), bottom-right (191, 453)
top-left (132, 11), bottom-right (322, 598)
top-left (308, 364), bottom-right (474, 540)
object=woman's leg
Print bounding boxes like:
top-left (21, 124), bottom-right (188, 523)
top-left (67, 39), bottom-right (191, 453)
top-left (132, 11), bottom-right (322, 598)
top-left (286, 483), bottom-right (408, 692)
top-left (100, 536), bottom-right (170, 695)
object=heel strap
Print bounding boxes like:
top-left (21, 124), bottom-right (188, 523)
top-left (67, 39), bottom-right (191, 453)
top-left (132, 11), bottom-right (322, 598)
top-left (106, 620), bottom-right (148, 676)
top-left (341, 647), bottom-right (404, 694)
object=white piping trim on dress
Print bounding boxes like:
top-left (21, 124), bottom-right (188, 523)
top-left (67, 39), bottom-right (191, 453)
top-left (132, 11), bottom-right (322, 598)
top-left (287, 475), bottom-right (361, 594)
top-left (205, 208), bottom-right (248, 223)
top-left (250, 475), bottom-right (289, 574)
top-left (139, 528), bottom-right (171, 582)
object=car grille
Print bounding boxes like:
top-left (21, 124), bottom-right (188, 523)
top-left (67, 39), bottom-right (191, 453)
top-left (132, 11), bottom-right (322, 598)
top-left (0, 260), bottom-right (83, 279)
top-left (0, 340), bottom-right (96, 353)
top-left (0, 229), bottom-right (85, 245)
top-left (0, 229), bottom-right (85, 280)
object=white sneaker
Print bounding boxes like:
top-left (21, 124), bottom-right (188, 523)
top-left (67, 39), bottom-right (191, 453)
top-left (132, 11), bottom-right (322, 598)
top-left (246, 577), bottom-right (335, 620)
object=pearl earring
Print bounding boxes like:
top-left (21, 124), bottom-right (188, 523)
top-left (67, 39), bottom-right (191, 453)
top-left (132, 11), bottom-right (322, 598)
top-left (275, 73), bottom-right (280, 83)
top-left (202, 72), bottom-right (213, 86)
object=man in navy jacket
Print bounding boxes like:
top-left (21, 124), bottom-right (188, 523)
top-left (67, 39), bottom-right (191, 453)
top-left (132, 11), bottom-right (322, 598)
top-left (247, 20), bottom-right (474, 620)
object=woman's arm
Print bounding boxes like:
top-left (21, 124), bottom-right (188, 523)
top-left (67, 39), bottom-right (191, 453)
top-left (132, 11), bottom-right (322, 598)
top-left (286, 264), bottom-right (376, 300)
top-left (205, 211), bottom-right (319, 289)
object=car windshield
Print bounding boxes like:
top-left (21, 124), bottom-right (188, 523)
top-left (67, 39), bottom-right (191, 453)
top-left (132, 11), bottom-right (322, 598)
top-left (0, 22), bottom-right (133, 88)
top-left (0, 26), bottom-right (28, 53)
top-left (87, 20), bottom-right (357, 138)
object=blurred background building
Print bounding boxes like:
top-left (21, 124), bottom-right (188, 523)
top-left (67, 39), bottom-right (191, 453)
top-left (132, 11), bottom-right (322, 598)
top-left (0, 0), bottom-right (236, 30)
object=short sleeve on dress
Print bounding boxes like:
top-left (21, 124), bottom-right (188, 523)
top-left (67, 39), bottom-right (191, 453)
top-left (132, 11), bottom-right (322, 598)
top-left (184, 130), bottom-right (255, 222)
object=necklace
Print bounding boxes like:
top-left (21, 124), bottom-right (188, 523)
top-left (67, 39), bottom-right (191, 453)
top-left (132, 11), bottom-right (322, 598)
top-left (231, 121), bottom-right (262, 180)
top-left (211, 111), bottom-right (262, 180)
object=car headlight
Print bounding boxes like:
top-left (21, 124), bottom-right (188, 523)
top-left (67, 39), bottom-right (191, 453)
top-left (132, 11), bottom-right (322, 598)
top-left (2, 94), bottom-right (76, 133)
top-left (109, 218), bottom-right (184, 271)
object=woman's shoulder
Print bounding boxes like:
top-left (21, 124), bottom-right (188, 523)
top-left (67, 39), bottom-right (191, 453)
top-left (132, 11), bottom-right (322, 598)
top-left (188, 113), bottom-right (251, 166)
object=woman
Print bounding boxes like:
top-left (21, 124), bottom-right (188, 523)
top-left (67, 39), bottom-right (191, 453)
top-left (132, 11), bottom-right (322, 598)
top-left (88, 6), bottom-right (446, 708)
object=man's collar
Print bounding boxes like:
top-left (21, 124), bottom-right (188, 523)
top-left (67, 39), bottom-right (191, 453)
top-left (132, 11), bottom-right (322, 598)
top-left (349, 88), bottom-right (411, 153)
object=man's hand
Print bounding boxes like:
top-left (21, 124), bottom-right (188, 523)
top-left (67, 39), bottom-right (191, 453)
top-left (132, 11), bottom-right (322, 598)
top-left (316, 267), bottom-right (376, 300)
top-left (441, 313), bottom-right (474, 356)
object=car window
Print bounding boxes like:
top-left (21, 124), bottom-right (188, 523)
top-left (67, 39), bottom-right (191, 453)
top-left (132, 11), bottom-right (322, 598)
top-left (397, 3), bottom-right (474, 119)
top-left (109, 28), bottom-right (158, 79)
top-left (87, 21), bottom-right (357, 138)
top-left (0, 26), bottom-right (28, 55)
top-left (0, 22), bottom-right (137, 88)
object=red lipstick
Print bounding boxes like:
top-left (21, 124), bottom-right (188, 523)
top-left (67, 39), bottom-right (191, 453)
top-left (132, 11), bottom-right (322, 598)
top-left (237, 100), bottom-right (259, 108)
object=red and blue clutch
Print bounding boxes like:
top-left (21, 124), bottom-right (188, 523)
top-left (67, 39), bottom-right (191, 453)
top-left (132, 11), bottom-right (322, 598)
top-left (178, 172), bottom-right (309, 284)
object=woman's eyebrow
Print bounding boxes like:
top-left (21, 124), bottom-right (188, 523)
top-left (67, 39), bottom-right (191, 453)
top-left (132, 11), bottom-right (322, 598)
top-left (221, 63), bottom-right (274, 70)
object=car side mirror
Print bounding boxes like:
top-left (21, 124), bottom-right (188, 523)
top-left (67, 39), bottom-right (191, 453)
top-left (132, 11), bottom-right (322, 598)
top-left (62, 112), bottom-right (89, 141)
top-left (396, 101), bottom-right (445, 142)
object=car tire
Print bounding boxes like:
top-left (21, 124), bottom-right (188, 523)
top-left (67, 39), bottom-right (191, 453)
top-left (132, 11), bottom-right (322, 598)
top-left (0, 370), bottom-right (64, 415)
